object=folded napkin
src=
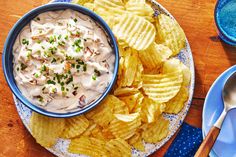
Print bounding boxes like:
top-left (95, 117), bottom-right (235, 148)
top-left (164, 122), bottom-right (203, 157)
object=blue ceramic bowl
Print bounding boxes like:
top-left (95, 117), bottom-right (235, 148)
top-left (2, 3), bottom-right (119, 118)
top-left (214, 0), bottom-right (236, 46)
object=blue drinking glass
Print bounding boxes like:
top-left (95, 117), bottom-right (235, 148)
top-left (215, 0), bottom-right (236, 46)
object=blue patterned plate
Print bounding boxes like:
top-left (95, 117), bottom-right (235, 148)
top-left (14, 0), bottom-right (195, 156)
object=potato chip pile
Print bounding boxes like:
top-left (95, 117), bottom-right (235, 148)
top-left (29, 0), bottom-right (191, 156)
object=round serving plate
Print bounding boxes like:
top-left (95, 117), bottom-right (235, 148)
top-left (14, 0), bottom-right (195, 156)
top-left (203, 65), bottom-right (236, 157)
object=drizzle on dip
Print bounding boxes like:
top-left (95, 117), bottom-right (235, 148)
top-left (13, 9), bottom-right (115, 113)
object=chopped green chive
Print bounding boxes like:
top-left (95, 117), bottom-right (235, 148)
top-left (34, 73), bottom-right (39, 78)
top-left (75, 47), bottom-right (82, 53)
top-left (51, 58), bottom-right (57, 63)
top-left (36, 40), bottom-right (41, 44)
top-left (27, 51), bottom-right (31, 58)
top-left (77, 59), bottom-right (84, 65)
top-left (73, 39), bottom-right (81, 47)
top-left (48, 47), bottom-right (57, 54)
top-left (49, 36), bottom-right (56, 44)
top-left (41, 65), bottom-right (47, 72)
top-left (16, 67), bottom-right (20, 71)
top-left (76, 64), bottom-right (80, 69)
top-left (52, 88), bottom-right (57, 93)
top-left (66, 55), bottom-right (73, 60)
top-left (36, 17), bottom-right (40, 21)
top-left (47, 80), bottom-right (56, 85)
top-left (66, 76), bottom-right (73, 85)
top-left (61, 86), bottom-right (65, 91)
top-left (58, 34), bottom-right (62, 40)
top-left (83, 64), bottom-right (87, 71)
top-left (58, 41), bottom-right (66, 46)
top-left (56, 74), bottom-right (62, 83)
top-left (64, 35), bottom-right (69, 40)
top-left (44, 51), bottom-right (52, 57)
top-left (92, 75), bottom-right (97, 80)
top-left (38, 96), bottom-right (43, 102)
top-left (22, 39), bottom-right (29, 45)
top-left (74, 18), bottom-right (78, 23)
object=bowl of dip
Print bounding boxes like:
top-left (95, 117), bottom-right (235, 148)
top-left (2, 3), bottom-right (119, 118)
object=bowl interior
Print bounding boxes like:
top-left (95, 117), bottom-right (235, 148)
top-left (214, 0), bottom-right (236, 45)
top-left (2, 3), bottom-right (119, 118)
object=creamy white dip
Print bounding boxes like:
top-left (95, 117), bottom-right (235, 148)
top-left (13, 9), bottom-right (115, 113)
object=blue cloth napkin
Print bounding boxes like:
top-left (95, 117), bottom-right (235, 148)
top-left (164, 122), bottom-right (203, 157)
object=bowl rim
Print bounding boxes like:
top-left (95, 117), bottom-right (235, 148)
top-left (2, 2), bottom-right (119, 118)
top-left (214, 0), bottom-right (236, 46)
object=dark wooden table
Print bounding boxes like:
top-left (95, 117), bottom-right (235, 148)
top-left (0, 0), bottom-right (236, 156)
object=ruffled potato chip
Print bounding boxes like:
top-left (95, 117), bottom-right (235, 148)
top-left (73, 0), bottom-right (94, 5)
top-left (114, 87), bottom-right (139, 96)
top-left (121, 50), bottom-right (139, 87)
top-left (180, 62), bottom-right (191, 86)
top-left (61, 115), bottom-right (89, 139)
top-left (162, 58), bottom-right (182, 74)
top-left (85, 95), bottom-right (115, 127)
top-left (142, 116), bottom-right (169, 143)
top-left (117, 48), bottom-right (143, 88)
top-left (83, 2), bottom-right (94, 11)
top-left (114, 113), bottom-right (140, 122)
top-left (141, 97), bottom-right (166, 123)
top-left (128, 132), bottom-right (145, 152)
top-left (125, 0), bottom-right (154, 22)
top-left (139, 43), bottom-right (172, 70)
top-left (110, 95), bottom-right (129, 114)
top-left (156, 14), bottom-right (186, 56)
top-left (113, 13), bottom-right (156, 50)
top-left (118, 92), bottom-right (144, 112)
top-left (81, 122), bottom-right (97, 136)
top-left (94, 0), bottom-right (126, 17)
top-left (68, 136), bottom-right (108, 156)
top-left (102, 15), bottom-right (120, 29)
top-left (105, 138), bottom-right (131, 157)
top-left (142, 71), bottom-right (183, 103)
top-left (108, 114), bottom-right (141, 139)
top-left (165, 86), bottom-right (189, 114)
top-left (162, 58), bottom-right (191, 86)
top-left (30, 112), bottom-right (65, 148)
top-left (132, 58), bottom-right (144, 88)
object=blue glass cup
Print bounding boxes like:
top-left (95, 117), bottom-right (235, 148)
top-left (215, 0), bottom-right (236, 46)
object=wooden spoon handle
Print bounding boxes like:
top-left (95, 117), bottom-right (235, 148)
top-left (194, 126), bottom-right (220, 157)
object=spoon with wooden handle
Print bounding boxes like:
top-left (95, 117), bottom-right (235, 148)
top-left (195, 72), bottom-right (236, 157)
